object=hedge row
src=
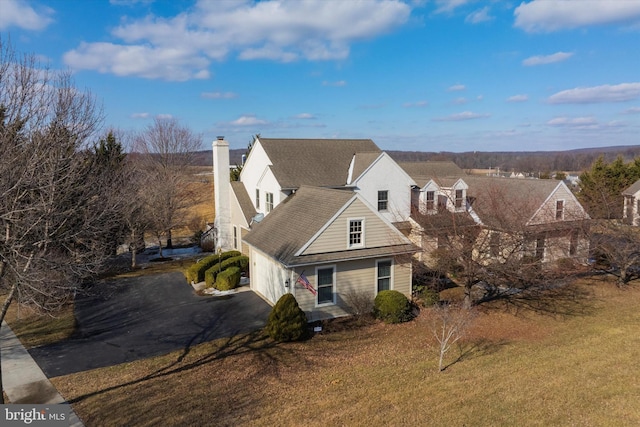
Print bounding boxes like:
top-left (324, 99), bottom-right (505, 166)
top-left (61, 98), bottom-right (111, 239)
top-left (204, 255), bottom-right (249, 288)
top-left (185, 250), bottom-right (241, 283)
top-left (215, 266), bottom-right (242, 291)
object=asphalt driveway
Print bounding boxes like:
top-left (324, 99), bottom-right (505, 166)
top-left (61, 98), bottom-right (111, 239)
top-left (29, 271), bottom-right (271, 378)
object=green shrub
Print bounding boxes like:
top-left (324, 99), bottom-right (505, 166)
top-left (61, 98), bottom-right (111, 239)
top-left (419, 288), bottom-right (440, 307)
top-left (215, 266), bottom-right (241, 291)
top-left (374, 290), bottom-right (412, 324)
top-left (265, 293), bottom-right (308, 342)
top-left (185, 250), bottom-right (241, 283)
top-left (203, 255), bottom-right (249, 287)
top-left (220, 255), bottom-right (249, 273)
top-left (204, 267), bottom-right (220, 288)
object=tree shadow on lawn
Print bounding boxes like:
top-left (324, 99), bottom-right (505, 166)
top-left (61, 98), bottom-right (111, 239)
top-left (66, 325), bottom-right (298, 405)
top-left (478, 280), bottom-right (597, 319)
top-left (440, 338), bottom-right (509, 372)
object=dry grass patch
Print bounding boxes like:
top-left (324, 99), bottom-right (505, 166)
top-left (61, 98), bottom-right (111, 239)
top-left (3, 300), bottom-right (75, 349)
top-left (53, 278), bottom-right (640, 426)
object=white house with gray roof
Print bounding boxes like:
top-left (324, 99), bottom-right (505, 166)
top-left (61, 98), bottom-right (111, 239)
top-left (213, 137), bottom-right (418, 318)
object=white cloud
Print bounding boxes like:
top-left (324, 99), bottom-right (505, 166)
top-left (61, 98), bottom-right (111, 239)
top-left (156, 114), bottom-right (173, 120)
top-left (448, 84), bottom-right (466, 91)
top-left (548, 116), bottom-right (598, 127)
top-left (465, 7), bottom-right (494, 24)
top-left (452, 97), bottom-right (468, 105)
top-left (64, 0), bottom-right (411, 80)
top-left (507, 94), bottom-right (529, 102)
top-left (322, 80), bottom-right (347, 87)
top-left (434, 0), bottom-right (473, 14)
top-left (230, 115), bottom-right (268, 126)
top-left (64, 42), bottom-right (211, 81)
top-left (514, 0), bottom-right (640, 32)
top-left (403, 101), bottom-right (429, 108)
top-left (201, 91), bottom-right (238, 99)
top-left (433, 111), bottom-right (491, 121)
top-left (130, 112), bottom-right (150, 119)
top-left (0, 0), bottom-right (53, 31)
top-left (623, 106), bottom-right (640, 114)
top-left (548, 83), bottom-right (640, 104)
top-left (294, 113), bottom-right (316, 119)
top-left (522, 51), bottom-right (573, 66)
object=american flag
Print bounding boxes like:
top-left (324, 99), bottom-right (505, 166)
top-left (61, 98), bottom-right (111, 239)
top-left (296, 273), bottom-right (317, 296)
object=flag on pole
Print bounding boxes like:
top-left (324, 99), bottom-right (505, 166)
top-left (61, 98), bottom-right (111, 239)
top-left (296, 273), bottom-right (317, 296)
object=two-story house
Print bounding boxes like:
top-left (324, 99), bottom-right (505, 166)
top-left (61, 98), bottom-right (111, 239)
top-left (213, 137), bottom-right (417, 320)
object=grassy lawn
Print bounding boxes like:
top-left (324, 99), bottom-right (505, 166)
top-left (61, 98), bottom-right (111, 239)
top-left (50, 276), bottom-right (640, 427)
top-left (3, 299), bottom-right (76, 349)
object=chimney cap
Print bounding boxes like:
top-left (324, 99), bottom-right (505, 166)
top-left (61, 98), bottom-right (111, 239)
top-left (216, 136), bottom-right (225, 140)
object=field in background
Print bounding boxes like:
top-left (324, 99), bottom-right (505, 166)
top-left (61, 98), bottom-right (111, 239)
top-left (52, 276), bottom-right (640, 426)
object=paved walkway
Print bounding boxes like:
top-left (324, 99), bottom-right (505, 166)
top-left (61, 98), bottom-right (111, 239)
top-left (1, 321), bottom-right (84, 426)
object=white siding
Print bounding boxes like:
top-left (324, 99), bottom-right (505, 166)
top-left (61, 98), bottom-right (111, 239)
top-left (249, 247), bottom-right (289, 305)
top-left (239, 139), bottom-right (286, 215)
top-left (352, 153), bottom-right (414, 222)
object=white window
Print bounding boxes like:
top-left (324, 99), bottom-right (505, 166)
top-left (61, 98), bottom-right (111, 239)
top-left (316, 266), bottom-right (335, 305)
top-left (426, 191), bottom-right (435, 211)
top-left (233, 225), bottom-right (238, 249)
top-left (348, 219), bottom-right (364, 248)
top-left (377, 260), bottom-right (392, 293)
top-left (555, 200), bottom-right (564, 220)
top-left (377, 190), bottom-right (388, 211)
top-left (266, 192), bottom-right (274, 213)
top-left (255, 189), bottom-right (260, 209)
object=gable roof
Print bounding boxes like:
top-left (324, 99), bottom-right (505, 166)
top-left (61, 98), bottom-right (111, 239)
top-left (243, 186), bottom-right (415, 266)
top-left (398, 161), bottom-right (466, 188)
top-left (463, 176), bottom-right (564, 229)
top-left (230, 181), bottom-right (257, 225)
top-left (622, 178), bottom-right (640, 196)
top-left (350, 151), bottom-right (384, 183)
top-left (257, 138), bottom-right (381, 189)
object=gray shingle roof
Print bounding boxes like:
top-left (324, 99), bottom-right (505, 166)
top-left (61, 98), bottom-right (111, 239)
top-left (464, 176), bottom-right (562, 229)
top-left (258, 138), bottom-right (381, 189)
top-left (231, 181), bottom-right (257, 225)
top-left (243, 186), bottom-right (415, 266)
top-left (350, 152), bottom-right (383, 183)
top-left (622, 179), bottom-right (640, 196)
top-left (399, 161), bottom-right (466, 185)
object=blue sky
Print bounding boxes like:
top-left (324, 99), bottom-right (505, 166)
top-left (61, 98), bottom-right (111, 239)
top-left (2, 0), bottom-right (639, 152)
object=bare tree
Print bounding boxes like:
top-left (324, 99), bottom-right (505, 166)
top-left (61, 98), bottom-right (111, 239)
top-left (0, 38), bottom-right (119, 402)
top-left (133, 118), bottom-right (202, 257)
top-left (590, 220), bottom-right (640, 286)
top-left (410, 178), bottom-right (589, 309)
top-left (430, 303), bottom-right (475, 372)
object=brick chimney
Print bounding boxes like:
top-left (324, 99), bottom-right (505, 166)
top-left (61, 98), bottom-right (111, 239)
top-left (213, 136), bottom-right (231, 250)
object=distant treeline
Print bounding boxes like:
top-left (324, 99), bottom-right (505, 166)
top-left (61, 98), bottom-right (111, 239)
top-left (191, 145), bottom-right (640, 174)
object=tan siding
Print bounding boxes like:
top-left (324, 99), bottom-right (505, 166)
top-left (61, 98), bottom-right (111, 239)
top-left (292, 259), bottom-right (412, 320)
top-left (303, 199), bottom-right (404, 255)
top-left (530, 185), bottom-right (585, 225)
top-left (240, 228), bottom-right (250, 256)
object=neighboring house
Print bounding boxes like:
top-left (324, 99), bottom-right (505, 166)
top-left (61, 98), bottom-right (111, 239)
top-left (464, 176), bottom-right (591, 263)
top-left (400, 162), bottom-right (591, 266)
top-left (242, 186), bottom-right (416, 320)
top-left (623, 179), bottom-right (640, 226)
